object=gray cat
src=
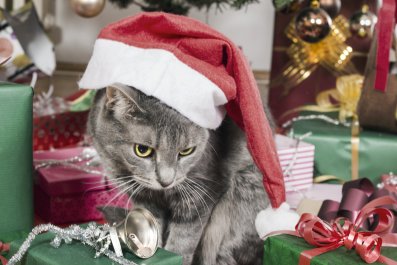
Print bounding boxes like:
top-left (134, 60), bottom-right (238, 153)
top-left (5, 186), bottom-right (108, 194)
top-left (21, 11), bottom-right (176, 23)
top-left (88, 83), bottom-right (270, 265)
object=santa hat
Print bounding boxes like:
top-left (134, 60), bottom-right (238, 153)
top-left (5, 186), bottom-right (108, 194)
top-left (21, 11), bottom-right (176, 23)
top-left (79, 12), bottom-right (297, 232)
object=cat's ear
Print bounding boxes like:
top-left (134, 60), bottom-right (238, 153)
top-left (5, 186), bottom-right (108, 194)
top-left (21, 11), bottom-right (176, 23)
top-left (105, 84), bottom-right (144, 116)
top-left (97, 206), bottom-right (129, 225)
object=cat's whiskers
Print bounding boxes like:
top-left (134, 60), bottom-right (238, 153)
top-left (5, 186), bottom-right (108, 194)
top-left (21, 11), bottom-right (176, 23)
top-left (184, 181), bottom-right (210, 213)
top-left (178, 184), bottom-right (192, 218)
top-left (207, 141), bottom-right (219, 158)
top-left (124, 182), bottom-right (145, 209)
top-left (181, 183), bottom-right (203, 228)
top-left (186, 178), bottom-right (216, 203)
top-left (104, 179), bottom-right (137, 208)
top-left (84, 177), bottom-right (133, 193)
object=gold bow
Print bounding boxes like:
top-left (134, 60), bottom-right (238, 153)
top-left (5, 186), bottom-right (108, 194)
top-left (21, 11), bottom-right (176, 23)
top-left (283, 74), bottom-right (364, 122)
top-left (271, 15), bottom-right (358, 94)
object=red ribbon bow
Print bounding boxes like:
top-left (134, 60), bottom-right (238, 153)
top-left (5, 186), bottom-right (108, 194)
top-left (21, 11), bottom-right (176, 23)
top-left (292, 196), bottom-right (397, 265)
top-left (0, 241), bottom-right (9, 265)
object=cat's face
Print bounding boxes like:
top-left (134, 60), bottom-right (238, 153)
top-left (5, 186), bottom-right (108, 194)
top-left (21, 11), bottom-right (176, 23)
top-left (94, 84), bottom-right (210, 191)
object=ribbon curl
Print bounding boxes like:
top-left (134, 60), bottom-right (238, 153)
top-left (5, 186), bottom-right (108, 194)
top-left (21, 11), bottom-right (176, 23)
top-left (292, 196), bottom-right (397, 265)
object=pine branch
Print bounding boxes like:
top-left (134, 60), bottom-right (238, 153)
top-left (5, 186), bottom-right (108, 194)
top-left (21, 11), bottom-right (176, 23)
top-left (273, 0), bottom-right (294, 11)
top-left (108, 0), bottom-right (259, 14)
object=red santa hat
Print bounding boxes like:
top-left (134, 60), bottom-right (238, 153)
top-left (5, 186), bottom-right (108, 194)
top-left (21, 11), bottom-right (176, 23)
top-left (79, 12), bottom-right (287, 211)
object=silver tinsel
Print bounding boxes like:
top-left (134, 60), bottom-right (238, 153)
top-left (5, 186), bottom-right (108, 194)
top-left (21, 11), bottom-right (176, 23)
top-left (282, 114), bottom-right (352, 129)
top-left (34, 147), bottom-right (104, 175)
top-left (7, 223), bottom-right (138, 265)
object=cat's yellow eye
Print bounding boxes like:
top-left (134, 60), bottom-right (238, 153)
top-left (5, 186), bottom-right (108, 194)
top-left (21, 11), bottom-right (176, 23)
top-left (134, 144), bottom-right (154, 158)
top-left (179, 147), bottom-right (195, 157)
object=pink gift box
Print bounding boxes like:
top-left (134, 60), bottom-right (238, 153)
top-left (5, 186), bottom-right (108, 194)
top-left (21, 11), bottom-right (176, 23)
top-left (33, 147), bottom-right (131, 224)
top-left (275, 134), bottom-right (315, 192)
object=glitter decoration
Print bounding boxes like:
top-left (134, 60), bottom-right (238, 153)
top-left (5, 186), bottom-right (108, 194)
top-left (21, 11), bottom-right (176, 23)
top-left (282, 114), bottom-right (352, 129)
top-left (34, 147), bottom-right (104, 175)
top-left (7, 223), bottom-right (138, 265)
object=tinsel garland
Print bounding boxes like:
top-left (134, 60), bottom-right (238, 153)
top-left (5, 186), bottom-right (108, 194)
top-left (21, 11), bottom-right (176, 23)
top-left (7, 223), bottom-right (137, 265)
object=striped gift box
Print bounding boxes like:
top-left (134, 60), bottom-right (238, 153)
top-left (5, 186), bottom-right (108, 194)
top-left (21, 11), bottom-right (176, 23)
top-left (275, 134), bottom-right (315, 192)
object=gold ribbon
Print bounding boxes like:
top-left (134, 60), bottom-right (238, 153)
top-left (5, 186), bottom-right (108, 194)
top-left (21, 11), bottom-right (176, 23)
top-left (271, 15), bottom-right (358, 94)
top-left (288, 74), bottom-right (364, 182)
top-left (282, 74), bottom-right (364, 122)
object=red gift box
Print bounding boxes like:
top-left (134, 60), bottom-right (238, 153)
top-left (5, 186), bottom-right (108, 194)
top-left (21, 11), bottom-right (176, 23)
top-left (33, 147), bottom-right (131, 224)
top-left (33, 111), bottom-right (89, 151)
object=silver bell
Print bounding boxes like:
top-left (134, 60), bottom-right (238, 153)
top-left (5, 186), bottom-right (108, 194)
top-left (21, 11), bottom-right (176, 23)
top-left (109, 208), bottom-right (159, 259)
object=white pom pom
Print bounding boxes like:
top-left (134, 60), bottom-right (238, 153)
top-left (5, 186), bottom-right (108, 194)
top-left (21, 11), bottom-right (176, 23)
top-left (255, 202), bottom-right (300, 239)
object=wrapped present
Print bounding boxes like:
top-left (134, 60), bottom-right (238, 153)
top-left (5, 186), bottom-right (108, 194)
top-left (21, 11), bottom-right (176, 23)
top-left (268, 1), bottom-right (377, 126)
top-left (264, 234), bottom-right (396, 265)
top-left (32, 89), bottom-right (95, 151)
top-left (0, 82), bottom-right (33, 241)
top-left (6, 227), bottom-right (183, 265)
top-left (263, 179), bottom-right (397, 264)
top-left (33, 111), bottom-right (89, 151)
top-left (275, 134), bottom-right (315, 191)
top-left (34, 147), bottom-right (131, 224)
top-left (290, 112), bottom-right (397, 183)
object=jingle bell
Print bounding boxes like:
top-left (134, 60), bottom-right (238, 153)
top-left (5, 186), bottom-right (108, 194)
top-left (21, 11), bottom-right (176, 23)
top-left (109, 208), bottom-right (159, 259)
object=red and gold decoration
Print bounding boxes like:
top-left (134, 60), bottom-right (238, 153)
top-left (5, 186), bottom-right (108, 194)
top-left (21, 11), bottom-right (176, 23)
top-left (271, 0), bottom-right (357, 93)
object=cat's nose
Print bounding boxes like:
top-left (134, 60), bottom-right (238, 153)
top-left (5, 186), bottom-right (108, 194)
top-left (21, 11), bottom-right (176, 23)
top-left (157, 166), bottom-right (176, 188)
top-left (158, 178), bottom-right (174, 188)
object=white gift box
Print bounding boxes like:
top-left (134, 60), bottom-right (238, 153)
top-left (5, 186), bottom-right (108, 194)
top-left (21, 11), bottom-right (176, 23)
top-left (275, 134), bottom-right (315, 192)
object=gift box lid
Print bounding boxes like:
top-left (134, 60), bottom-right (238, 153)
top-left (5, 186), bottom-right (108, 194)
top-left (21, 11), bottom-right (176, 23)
top-left (34, 147), bottom-right (106, 196)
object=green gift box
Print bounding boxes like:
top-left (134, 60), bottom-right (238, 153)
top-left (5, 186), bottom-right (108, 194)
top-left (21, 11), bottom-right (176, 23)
top-left (290, 112), bottom-right (397, 182)
top-left (264, 234), bottom-right (396, 265)
top-left (0, 82), bottom-right (33, 241)
top-left (7, 230), bottom-right (183, 265)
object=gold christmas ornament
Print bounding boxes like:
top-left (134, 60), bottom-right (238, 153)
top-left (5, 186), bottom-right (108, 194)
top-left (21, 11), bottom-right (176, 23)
top-left (294, 3), bottom-right (332, 43)
top-left (272, 13), bottom-right (357, 93)
top-left (349, 4), bottom-right (377, 39)
top-left (70, 0), bottom-right (105, 18)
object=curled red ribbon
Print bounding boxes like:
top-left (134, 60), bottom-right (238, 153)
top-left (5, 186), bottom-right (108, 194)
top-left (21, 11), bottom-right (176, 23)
top-left (0, 241), bottom-right (9, 265)
top-left (277, 196), bottom-right (397, 265)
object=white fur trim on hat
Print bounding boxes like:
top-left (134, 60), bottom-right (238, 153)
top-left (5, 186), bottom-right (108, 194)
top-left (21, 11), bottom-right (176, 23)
top-left (79, 39), bottom-right (228, 129)
top-left (255, 202), bottom-right (300, 238)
